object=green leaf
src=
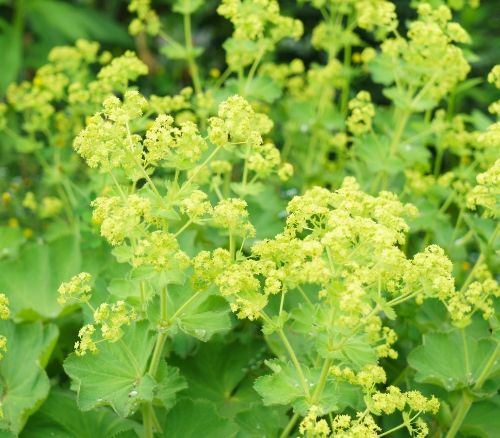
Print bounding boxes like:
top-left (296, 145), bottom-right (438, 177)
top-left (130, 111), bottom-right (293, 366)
top-left (397, 141), bottom-right (431, 166)
top-left (462, 397), bottom-right (500, 438)
top-left (162, 284), bottom-right (231, 342)
top-left (408, 327), bottom-right (499, 391)
top-left (368, 54), bottom-right (396, 86)
top-left (160, 44), bottom-right (203, 61)
top-left (230, 182), bottom-right (265, 198)
top-left (177, 296), bottom-right (232, 341)
top-left (28, 0), bottom-right (130, 45)
top-left (172, 0), bottom-right (204, 14)
top-left (111, 245), bottom-right (134, 264)
top-left (253, 359), bottom-right (305, 407)
top-left (22, 389), bottom-right (139, 438)
top-left (352, 134), bottom-right (404, 175)
top-left (0, 227), bottom-right (25, 260)
top-left (225, 77), bottom-right (282, 104)
top-left (171, 340), bottom-right (263, 418)
top-left (0, 321), bottom-right (59, 435)
top-left (154, 363), bottom-right (187, 410)
top-left (337, 335), bottom-right (378, 369)
top-left (234, 404), bottom-right (288, 438)
top-left (63, 321), bottom-right (156, 417)
top-left (0, 23), bottom-right (22, 96)
top-left (107, 278), bottom-right (141, 299)
top-left (0, 234), bottom-right (81, 320)
top-left (159, 399), bottom-right (238, 438)
top-left (293, 379), bottom-right (363, 416)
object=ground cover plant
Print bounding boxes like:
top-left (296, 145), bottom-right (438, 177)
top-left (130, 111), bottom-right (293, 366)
top-left (0, 0), bottom-right (499, 437)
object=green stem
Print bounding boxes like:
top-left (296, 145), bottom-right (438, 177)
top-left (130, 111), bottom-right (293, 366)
top-left (184, 146), bottom-right (222, 186)
top-left (279, 412), bottom-right (300, 438)
top-left (169, 292), bottom-right (200, 322)
top-left (434, 141), bottom-right (445, 177)
top-left (174, 218), bottom-right (193, 237)
top-left (379, 412), bottom-right (420, 437)
top-left (474, 344), bottom-right (500, 390)
top-left (244, 47), bottom-right (266, 94)
top-left (445, 392), bottom-right (472, 438)
top-left (311, 358), bottom-right (332, 404)
top-left (461, 328), bottom-right (471, 379)
top-left (446, 342), bottom-right (500, 438)
top-left (125, 123), bottom-right (162, 199)
top-left (143, 287), bottom-right (169, 437)
top-left (438, 192), bottom-right (455, 214)
top-left (340, 39), bottom-right (352, 117)
top-left (183, 12), bottom-right (202, 94)
top-left (142, 404), bottom-right (154, 438)
top-left (148, 286), bottom-right (168, 381)
top-left (260, 312), bottom-right (311, 399)
top-left (229, 232), bottom-right (236, 260)
top-left (389, 109), bottom-right (411, 156)
top-left (459, 223), bottom-right (499, 294)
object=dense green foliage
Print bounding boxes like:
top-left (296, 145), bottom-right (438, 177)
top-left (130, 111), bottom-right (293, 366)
top-left (0, 0), bottom-right (499, 437)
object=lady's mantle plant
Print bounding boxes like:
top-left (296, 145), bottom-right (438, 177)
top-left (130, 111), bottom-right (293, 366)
top-left (57, 81), bottom-right (460, 436)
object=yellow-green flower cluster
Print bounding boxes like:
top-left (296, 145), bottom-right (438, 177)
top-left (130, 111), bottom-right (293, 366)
top-left (212, 198), bottom-right (256, 238)
top-left (251, 234), bottom-right (327, 293)
top-left (74, 301), bottom-right (136, 356)
top-left (74, 90), bottom-right (146, 174)
top-left (447, 263), bottom-right (499, 326)
top-left (355, 1), bottom-right (398, 38)
top-left (218, 0), bottom-right (303, 68)
top-left (330, 364), bottom-right (387, 390)
top-left (91, 194), bottom-right (152, 246)
top-left (192, 250), bottom-right (266, 320)
top-left (132, 231), bottom-right (190, 271)
top-left (299, 405), bottom-right (331, 437)
top-left (96, 51), bottom-right (148, 93)
top-left (0, 335), bottom-right (7, 360)
top-left (330, 386), bottom-right (437, 437)
top-left (192, 249), bottom-right (232, 291)
top-left (5, 43), bottom-right (147, 136)
top-left (74, 324), bottom-right (97, 356)
top-left (128, 0), bottom-right (160, 36)
top-left (247, 142), bottom-right (281, 178)
top-left (149, 87), bottom-right (193, 115)
top-left (210, 177), bottom-right (452, 359)
top-left (208, 95), bottom-right (273, 148)
top-left (0, 294), bottom-right (9, 359)
top-left (331, 413), bottom-right (381, 438)
top-left (488, 65), bottom-right (500, 89)
top-left (466, 160), bottom-right (500, 218)
top-left (346, 91), bottom-right (375, 136)
top-left (0, 294), bottom-right (10, 320)
top-left (93, 301), bottom-right (136, 341)
top-left (404, 245), bottom-right (455, 303)
top-left (371, 386), bottom-right (439, 415)
top-left (179, 190), bottom-right (213, 220)
top-left (379, 3), bottom-right (470, 106)
top-left (144, 114), bottom-right (207, 168)
top-left (58, 272), bottom-right (92, 305)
